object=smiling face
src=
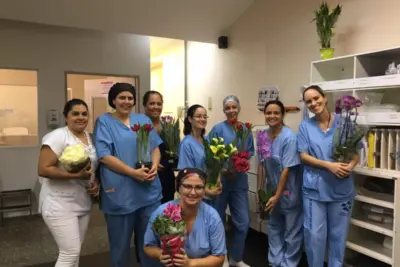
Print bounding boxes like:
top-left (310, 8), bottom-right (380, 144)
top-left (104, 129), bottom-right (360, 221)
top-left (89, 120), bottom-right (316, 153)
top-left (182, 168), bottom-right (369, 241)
top-left (224, 101), bottom-right (240, 121)
top-left (65, 104), bottom-right (89, 133)
top-left (264, 103), bottom-right (284, 128)
top-left (188, 107), bottom-right (207, 132)
top-left (179, 174), bottom-right (205, 206)
top-left (303, 88), bottom-right (328, 115)
top-left (144, 93), bottom-right (163, 120)
top-left (113, 91), bottom-right (135, 115)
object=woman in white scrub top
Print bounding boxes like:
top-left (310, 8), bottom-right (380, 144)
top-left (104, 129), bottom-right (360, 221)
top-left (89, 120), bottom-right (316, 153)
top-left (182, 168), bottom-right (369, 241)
top-left (38, 98), bottom-right (99, 267)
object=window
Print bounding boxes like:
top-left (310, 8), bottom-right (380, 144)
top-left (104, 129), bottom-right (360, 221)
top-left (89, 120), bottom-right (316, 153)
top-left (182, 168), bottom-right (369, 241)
top-left (0, 69), bottom-right (38, 147)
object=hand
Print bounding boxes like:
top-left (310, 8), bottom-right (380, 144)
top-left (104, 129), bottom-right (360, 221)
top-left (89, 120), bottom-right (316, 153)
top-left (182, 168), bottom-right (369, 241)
top-left (145, 164), bottom-right (158, 182)
top-left (173, 248), bottom-right (192, 267)
top-left (206, 183), bottom-right (223, 197)
top-left (87, 178), bottom-right (100, 197)
top-left (222, 170), bottom-right (236, 180)
top-left (326, 162), bottom-right (350, 178)
top-left (159, 253), bottom-right (173, 267)
top-left (265, 195), bottom-right (279, 214)
top-left (76, 162), bottom-right (92, 180)
top-left (132, 167), bottom-right (150, 182)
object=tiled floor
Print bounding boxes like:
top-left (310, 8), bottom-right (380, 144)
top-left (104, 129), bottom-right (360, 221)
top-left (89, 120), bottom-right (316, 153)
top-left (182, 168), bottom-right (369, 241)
top-left (1, 204), bottom-right (310, 267)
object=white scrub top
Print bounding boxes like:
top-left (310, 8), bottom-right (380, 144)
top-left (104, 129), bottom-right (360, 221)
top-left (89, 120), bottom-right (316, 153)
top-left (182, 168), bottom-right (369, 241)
top-left (39, 126), bottom-right (98, 216)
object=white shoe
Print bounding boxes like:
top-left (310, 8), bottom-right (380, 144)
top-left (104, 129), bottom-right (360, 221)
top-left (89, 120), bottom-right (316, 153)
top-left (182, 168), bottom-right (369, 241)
top-left (229, 259), bottom-right (251, 267)
top-left (223, 255), bottom-right (230, 267)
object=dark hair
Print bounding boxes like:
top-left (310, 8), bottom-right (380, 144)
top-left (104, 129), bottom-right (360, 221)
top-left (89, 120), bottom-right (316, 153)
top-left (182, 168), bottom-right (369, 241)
top-left (264, 100), bottom-right (285, 116)
top-left (183, 104), bottom-right (206, 136)
top-left (63, 98), bottom-right (89, 117)
top-left (108, 82), bottom-right (136, 109)
top-left (142, 90), bottom-right (163, 106)
top-left (302, 85), bottom-right (325, 100)
top-left (176, 167), bottom-right (207, 192)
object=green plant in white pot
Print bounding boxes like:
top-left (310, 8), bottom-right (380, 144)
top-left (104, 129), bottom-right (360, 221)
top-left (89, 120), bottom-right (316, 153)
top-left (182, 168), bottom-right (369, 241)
top-left (312, 2), bottom-right (342, 60)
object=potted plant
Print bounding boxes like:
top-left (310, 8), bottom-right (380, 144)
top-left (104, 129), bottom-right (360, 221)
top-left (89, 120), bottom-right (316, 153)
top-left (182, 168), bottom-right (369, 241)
top-left (312, 2), bottom-right (342, 60)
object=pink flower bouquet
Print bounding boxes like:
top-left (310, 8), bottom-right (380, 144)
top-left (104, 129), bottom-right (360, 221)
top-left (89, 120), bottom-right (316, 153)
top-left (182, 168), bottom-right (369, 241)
top-left (152, 203), bottom-right (186, 264)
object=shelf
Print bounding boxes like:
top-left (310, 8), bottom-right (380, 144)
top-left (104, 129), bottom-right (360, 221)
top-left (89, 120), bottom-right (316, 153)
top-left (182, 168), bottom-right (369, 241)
top-left (346, 239), bottom-right (392, 265)
top-left (354, 167), bottom-right (400, 180)
top-left (350, 215), bottom-right (393, 237)
top-left (354, 186), bottom-right (394, 210)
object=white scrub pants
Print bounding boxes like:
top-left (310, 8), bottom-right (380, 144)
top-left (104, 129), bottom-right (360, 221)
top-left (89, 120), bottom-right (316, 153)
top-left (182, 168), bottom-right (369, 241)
top-left (42, 213), bottom-right (90, 267)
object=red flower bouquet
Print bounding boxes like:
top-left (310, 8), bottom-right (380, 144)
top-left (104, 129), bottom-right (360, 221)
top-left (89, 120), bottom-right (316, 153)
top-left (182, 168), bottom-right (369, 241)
top-left (131, 123), bottom-right (153, 169)
top-left (230, 119), bottom-right (254, 173)
top-left (152, 203), bottom-right (186, 265)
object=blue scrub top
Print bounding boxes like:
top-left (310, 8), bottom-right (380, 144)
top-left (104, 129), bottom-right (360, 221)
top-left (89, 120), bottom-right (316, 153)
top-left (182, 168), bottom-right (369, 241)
top-left (208, 121), bottom-right (255, 190)
top-left (94, 112), bottom-right (163, 215)
top-left (144, 199), bottom-right (227, 258)
top-left (297, 114), bottom-right (355, 202)
top-left (263, 126), bottom-right (302, 209)
top-left (177, 135), bottom-right (206, 170)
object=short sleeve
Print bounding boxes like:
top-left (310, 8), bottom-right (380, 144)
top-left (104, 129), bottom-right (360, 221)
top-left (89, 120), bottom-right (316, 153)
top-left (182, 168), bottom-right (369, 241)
top-left (144, 208), bottom-right (162, 247)
top-left (209, 211), bottom-right (227, 256)
top-left (297, 122), bottom-right (310, 153)
top-left (94, 117), bottom-right (114, 159)
top-left (281, 135), bottom-right (301, 168)
top-left (207, 125), bottom-right (219, 140)
top-left (42, 128), bottom-right (67, 157)
top-left (247, 132), bottom-right (255, 157)
top-left (149, 126), bottom-right (163, 151)
top-left (177, 141), bottom-right (195, 169)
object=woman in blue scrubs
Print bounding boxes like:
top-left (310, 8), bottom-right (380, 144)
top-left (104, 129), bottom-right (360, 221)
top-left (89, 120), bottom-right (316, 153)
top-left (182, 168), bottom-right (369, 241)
top-left (209, 95), bottom-right (254, 267)
top-left (94, 83), bottom-right (163, 267)
top-left (178, 104), bottom-right (222, 205)
top-left (144, 167), bottom-right (226, 267)
top-left (260, 100), bottom-right (303, 267)
top-left (143, 90), bottom-right (176, 203)
top-left (298, 85), bottom-right (358, 267)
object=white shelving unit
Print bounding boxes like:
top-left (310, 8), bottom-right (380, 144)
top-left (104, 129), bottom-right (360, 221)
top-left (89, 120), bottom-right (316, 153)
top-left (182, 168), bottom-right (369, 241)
top-left (309, 46), bottom-right (400, 266)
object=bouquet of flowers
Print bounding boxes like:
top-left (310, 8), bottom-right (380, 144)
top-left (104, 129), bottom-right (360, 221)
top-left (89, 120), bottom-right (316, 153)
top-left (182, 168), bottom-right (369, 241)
top-left (257, 188), bottom-right (273, 220)
top-left (131, 123), bottom-right (153, 169)
top-left (230, 118), bottom-right (254, 172)
top-left (204, 137), bottom-right (237, 190)
top-left (333, 95), bottom-right (366, 163)
top-left (256, 130), bottom-right (272, 161)
top-left (59, 144), bottom-right (91, 173)
top-left (152, 203), bottom-right (186, 265)
top-left (160, 115), bottom-right (180, 169)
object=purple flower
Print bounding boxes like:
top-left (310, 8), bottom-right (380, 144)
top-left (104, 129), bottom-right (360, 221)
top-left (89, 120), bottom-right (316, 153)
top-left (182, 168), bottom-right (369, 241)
top-left (163, 203), bottom-right (182, 222)
top-left (256, 130), bottom-right (272, 160)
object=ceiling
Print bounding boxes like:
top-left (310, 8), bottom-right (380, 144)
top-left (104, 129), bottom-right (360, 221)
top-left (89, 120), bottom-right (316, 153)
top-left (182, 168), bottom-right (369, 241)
top-left (0, 0), bottom-right (254, 43)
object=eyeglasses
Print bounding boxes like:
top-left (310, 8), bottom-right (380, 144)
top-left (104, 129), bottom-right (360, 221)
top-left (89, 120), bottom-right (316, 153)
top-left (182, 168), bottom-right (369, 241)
top-left (192, 115), bottom-right (209, 120)
top-left (181, 184), bottom-right (205, 193)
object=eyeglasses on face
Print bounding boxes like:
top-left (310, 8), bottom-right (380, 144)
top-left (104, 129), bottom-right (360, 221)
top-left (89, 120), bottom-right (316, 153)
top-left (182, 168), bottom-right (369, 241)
top-left (181, 183), bottom-right (205, 193)
top-left (192, 115), bottom-right (209, 120)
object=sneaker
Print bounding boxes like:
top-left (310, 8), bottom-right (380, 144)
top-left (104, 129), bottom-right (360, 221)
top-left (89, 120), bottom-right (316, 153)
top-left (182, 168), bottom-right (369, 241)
top-left (223, 255), bottom-right (230, 267)
top-left (229, 259), bottom-right (251, 267)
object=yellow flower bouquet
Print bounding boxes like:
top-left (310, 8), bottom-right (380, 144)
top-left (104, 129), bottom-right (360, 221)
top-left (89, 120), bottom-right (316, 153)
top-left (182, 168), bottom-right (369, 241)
top-left (59, 144), bottom-right (91, 173)
top-left (203, 137), bottom-right (237, 190)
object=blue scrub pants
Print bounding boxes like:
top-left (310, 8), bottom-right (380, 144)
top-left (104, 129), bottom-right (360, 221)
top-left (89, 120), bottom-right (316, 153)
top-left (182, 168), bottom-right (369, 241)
top-left (216, 188), bottom-right (250, 262)
top-left (303, 197), bottom-right (353, 267)
top-left (267, 206), bottom-right (303, 267)
top-left (105, 201), bottom-right (161, 267)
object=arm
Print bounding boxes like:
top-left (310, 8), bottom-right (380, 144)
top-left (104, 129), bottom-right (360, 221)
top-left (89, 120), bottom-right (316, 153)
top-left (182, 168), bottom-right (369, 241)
top-left (257, 160), bottom-right (265, 190)
top-left (94, 118), bottom-right (139, 178)
top-left (247, 131), bottom-right (255, 157)
top-left (188, 216), bottom-right (226, 267)
top-left (38, 146), bottom-right (86, 180)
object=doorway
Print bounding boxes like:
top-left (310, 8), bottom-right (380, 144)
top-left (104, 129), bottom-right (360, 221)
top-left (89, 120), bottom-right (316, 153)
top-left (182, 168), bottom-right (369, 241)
top-left (65, 73), bottom-right (137, 133)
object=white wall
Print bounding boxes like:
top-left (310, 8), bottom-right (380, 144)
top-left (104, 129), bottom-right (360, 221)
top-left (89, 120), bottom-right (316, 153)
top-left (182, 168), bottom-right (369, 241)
top-left (187, 0), bottom-right (400, 131)
top-left (0, 20), bottom-right (150, 196)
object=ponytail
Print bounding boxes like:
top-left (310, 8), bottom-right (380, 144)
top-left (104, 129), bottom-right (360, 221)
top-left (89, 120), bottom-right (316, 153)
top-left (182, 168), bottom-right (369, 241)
top-left (183, 117), bottom-right (192, 136)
